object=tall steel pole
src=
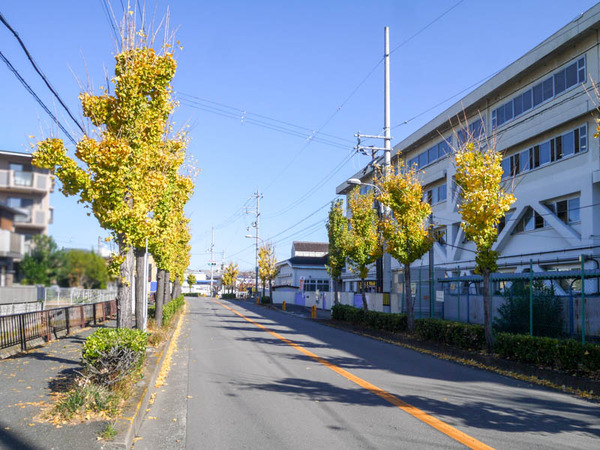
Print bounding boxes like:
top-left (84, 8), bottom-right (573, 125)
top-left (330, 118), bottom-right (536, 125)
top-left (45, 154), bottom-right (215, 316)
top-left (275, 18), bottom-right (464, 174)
top-left (383, 26), bottom-right (392, 294)
top-left (210, 226), bottom-right (214, 296)
top-left (384, 26), bottom-right (391, 174)
top-left (255, 189), bottom-right (261, 299)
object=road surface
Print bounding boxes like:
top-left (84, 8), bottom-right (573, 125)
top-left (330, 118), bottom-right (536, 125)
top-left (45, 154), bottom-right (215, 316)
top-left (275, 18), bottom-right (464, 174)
top-left (133, 298), bottom-right (600, 449)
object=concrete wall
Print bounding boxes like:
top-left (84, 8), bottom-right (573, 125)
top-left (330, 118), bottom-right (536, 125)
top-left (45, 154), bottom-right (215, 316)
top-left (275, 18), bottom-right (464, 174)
top-left (0, 286), bottom-right (41, 304)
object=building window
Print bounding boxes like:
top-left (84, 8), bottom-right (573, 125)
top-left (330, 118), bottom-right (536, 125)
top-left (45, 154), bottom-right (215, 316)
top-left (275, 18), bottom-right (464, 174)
top-left (546, 196), bottom-right (580, 224)
top-left (8, 197), bottom-right (34, 223)
top-left (407, 136), bottom-right (453, 171)
top-left (492, 56), bottom-right (586, 129)
top-left (515, 208), bottom-right (544, 233)
top-left (501, 124), bottom-right (587, 179)
top-left (424, 183), bottom-right (447, 205)
top-left (497, 210), bottom-right (513, 234)
top-left (304, 279), bottom-right (330, 292)
top-left (434, 226), bottom-right (447, 246)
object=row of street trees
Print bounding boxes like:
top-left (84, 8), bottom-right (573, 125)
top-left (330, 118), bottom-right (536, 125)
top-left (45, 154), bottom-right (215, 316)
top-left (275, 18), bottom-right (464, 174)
top-left (32, 16), bottom-right (193, 329)
top-left (327, 131), bottom-right (515, 348)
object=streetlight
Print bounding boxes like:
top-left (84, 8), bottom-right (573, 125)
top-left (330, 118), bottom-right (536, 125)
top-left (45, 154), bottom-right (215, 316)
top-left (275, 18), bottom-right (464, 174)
top-left (245, 234), bottom-right (265, 300)
top-left (348, 178), bottom-right (382, 194)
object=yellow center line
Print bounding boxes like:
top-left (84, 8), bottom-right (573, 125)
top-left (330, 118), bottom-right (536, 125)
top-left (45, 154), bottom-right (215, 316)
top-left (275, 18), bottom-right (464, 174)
top-left (213, 299), bottom-right (494, 450)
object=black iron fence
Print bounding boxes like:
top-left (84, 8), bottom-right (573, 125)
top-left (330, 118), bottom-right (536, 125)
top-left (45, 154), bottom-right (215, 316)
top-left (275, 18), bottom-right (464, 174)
top-left (0, 299), bottom-right (117, 354)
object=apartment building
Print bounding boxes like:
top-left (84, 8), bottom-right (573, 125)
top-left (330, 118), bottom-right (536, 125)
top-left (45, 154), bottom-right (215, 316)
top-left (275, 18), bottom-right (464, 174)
top-left (337, 4), bottom-right (600, 296)
top-left (0, 150), bottom-right (53, 250)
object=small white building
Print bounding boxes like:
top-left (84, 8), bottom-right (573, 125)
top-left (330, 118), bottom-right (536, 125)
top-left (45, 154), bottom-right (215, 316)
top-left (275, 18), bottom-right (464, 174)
top-left (273, 242), bottom-right (330, 293)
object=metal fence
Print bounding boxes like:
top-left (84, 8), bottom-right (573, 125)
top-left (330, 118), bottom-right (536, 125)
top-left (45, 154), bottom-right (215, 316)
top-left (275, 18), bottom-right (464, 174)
top-left (43, 287), bottom-right (118, 307)
top-left (0, 299), bottom-right (117, 357)
top-left (439, 268), bottom-right (600, 343)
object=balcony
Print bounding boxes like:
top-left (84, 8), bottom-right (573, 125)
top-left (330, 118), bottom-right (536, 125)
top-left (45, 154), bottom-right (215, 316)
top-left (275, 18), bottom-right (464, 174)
top-left (0, 229), bottom-right (24, 259)
top-left (14, 210), bottom-right (48, 231)
top-left (0, 170), bottom-right (50, 193)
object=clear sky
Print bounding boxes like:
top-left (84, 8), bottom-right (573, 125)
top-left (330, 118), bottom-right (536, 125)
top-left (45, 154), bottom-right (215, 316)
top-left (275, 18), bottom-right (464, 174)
top-left (1, 0), bottom-right (598, 272)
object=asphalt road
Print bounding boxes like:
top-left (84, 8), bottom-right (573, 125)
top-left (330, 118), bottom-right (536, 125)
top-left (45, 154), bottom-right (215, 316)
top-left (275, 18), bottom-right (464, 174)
top-left (134, 298), bottom-right (600, 449)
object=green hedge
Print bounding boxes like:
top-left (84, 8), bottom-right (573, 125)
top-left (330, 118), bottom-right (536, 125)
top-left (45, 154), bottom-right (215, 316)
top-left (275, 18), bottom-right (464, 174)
top-left (494, 333), bottom-right (600, 374)
top-left (221, 293), bottom-right (237, 300)
top-left (260, 296), bottom-right (272, 304)
top-left (331, 304), bottom-right (407, 333)
top-left (162, 295), bottom-right (185, 326)
top-left (81, 328), bottom-right (148, 386)
top-left (415, 318), bottom-right (486, 351)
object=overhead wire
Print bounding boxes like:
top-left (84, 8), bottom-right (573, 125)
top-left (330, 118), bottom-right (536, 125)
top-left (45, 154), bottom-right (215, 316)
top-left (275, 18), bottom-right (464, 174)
top-left (0, 50), bottom-right (77, 145)
top-left (0, 12), bottom-right (84, 134)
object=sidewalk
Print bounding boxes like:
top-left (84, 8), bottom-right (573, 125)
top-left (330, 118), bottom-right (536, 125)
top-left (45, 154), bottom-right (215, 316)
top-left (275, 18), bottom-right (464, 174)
top-left (0, 324), bottom-right (114, 450)
top-left (269, 302), bottom-right (332, 320)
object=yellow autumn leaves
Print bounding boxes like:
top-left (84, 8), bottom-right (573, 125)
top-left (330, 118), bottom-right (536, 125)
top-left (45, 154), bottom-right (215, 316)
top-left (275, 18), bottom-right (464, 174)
top-left (455, 142), bottom-right (515, 273)
top-left (32, 42), bottom-right (193, 281)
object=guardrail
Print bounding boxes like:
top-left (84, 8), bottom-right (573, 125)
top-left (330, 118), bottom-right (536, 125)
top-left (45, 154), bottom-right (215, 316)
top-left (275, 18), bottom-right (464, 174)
top-left (0, 299), bottom-right (117, 358)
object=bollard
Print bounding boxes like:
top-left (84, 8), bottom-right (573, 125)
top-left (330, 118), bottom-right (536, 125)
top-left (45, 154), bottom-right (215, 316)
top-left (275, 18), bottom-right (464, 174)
top-left (311, 305), bottom-right (317, 319)
top-left (282, 301), bottom-right (286, 311)
top-left (256, 296), bottom-right (260, 305)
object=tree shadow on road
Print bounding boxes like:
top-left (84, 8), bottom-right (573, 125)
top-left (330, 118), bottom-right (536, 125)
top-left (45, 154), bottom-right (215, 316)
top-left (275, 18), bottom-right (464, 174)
top-left (237, 376), bottom-right (389, 407)
top-left (401, 394), bottom-right (600, 438)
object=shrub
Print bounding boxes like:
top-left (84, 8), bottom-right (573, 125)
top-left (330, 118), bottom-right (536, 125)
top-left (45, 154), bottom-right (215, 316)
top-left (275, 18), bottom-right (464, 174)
top-left (82, 328), bottom-right (148, 386)
top-left (415, 319), bottom-right (486, 351)
top-left (221, 293), bottom-right (237, 300)
top-left (495, 281), bottom-right (564, 337)
top-left (494, 333), bottom-right (600, 373)
top-left (162, 295), bottom-right (185, 326)
top-left (331, 304), bottom-right (407, 333)
top-left (260, 296), bottom-right (272, 304)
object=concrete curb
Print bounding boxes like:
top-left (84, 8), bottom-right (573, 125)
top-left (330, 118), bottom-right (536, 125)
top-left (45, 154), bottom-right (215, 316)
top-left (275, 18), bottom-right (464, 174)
top-left (105, 307), bottom-right (184, 449)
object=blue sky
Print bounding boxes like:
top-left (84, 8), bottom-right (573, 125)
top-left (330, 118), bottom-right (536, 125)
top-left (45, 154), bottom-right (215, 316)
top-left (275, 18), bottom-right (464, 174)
top-left (1, 1), bottom-right (598, 271)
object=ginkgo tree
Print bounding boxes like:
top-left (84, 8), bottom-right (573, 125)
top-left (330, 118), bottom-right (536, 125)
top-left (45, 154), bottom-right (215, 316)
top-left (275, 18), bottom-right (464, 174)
top-left (454, 140), bottom-right (515, 349)
top-left (33, 15), bottom-right (193, 329)
top-left (346, 187), bottom-right (382, 311)
top-left (326, 199), bottom-right (348, 305)
top-left (258, 244), bottom-right (279, 299)
top-left (222, 262), bottom-right (239, 295)
top-left (376, 163), bottom-right (434, 331)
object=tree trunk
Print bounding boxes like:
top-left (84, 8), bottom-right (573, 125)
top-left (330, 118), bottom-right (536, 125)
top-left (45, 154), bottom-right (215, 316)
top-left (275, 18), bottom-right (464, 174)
top-left (164, 271), bottom-right (171, 303)
top-left (172, 276), bottom-right (181, 299)
top-left (156, 269), bottom-right (165, 327)
top-left (405, 263), bottom-right (414, 332)
top-left (134, 247), bottom-right (145, 330)
top-left (334, 278), bottom-right (340, 305)
top-left (361, 278), bottom-right (368, 311)
top-left (268, 279), bottom-right (272, 300)
top-left (262, 280), bottom-right (266, 299)
top-left (483, 269), bottom-right (494, 350)
top-left (117, 245), bottom-right (134, 329)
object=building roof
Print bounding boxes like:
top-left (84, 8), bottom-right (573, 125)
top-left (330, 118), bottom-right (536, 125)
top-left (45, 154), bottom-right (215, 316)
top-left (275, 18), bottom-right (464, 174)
top-left (292, 242), bottom-right (329, 253)
top-left (0, 150), bottom-right (33, 159)
top-left (277, 255), bottom-right (328, 268)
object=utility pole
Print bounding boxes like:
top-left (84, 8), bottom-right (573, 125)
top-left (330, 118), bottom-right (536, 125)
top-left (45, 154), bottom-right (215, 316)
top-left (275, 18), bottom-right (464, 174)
top-left (246, 189), bottom-right (262, 300)
top-left (209, 226), bottom-right (215, 297)
top-left (354, 26), bottom-right (392, 294)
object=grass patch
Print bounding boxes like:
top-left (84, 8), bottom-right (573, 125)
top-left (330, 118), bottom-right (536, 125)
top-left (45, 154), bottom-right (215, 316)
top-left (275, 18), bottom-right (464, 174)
top-left (99, 422), bottom-right (117, 441)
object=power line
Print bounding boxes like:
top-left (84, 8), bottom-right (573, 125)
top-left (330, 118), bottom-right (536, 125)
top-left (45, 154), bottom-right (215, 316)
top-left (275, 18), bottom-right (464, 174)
top-left (0, 12), bottom-right (84, 134)
top-left (389, 0), bottom-right (465, 55)
top-left (267, 198), bottom-right (333, 241)
top-left (178, 93), bottom-right (352, 144)
top-left (179, 97), bottom-right (350, 150)
top-left (0, 50), bottom-right (76, 145)
top-left (265, 152), bottom-right (354, 219)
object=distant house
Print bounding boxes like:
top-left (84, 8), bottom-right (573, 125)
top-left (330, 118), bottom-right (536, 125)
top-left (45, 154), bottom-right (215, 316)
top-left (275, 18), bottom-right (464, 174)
top-left (273, 241), bottom-right (330, 292)
top-left (0, 201), bottom-right (25, 286)
top-left (0, 150), bottom-right (53, 253)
